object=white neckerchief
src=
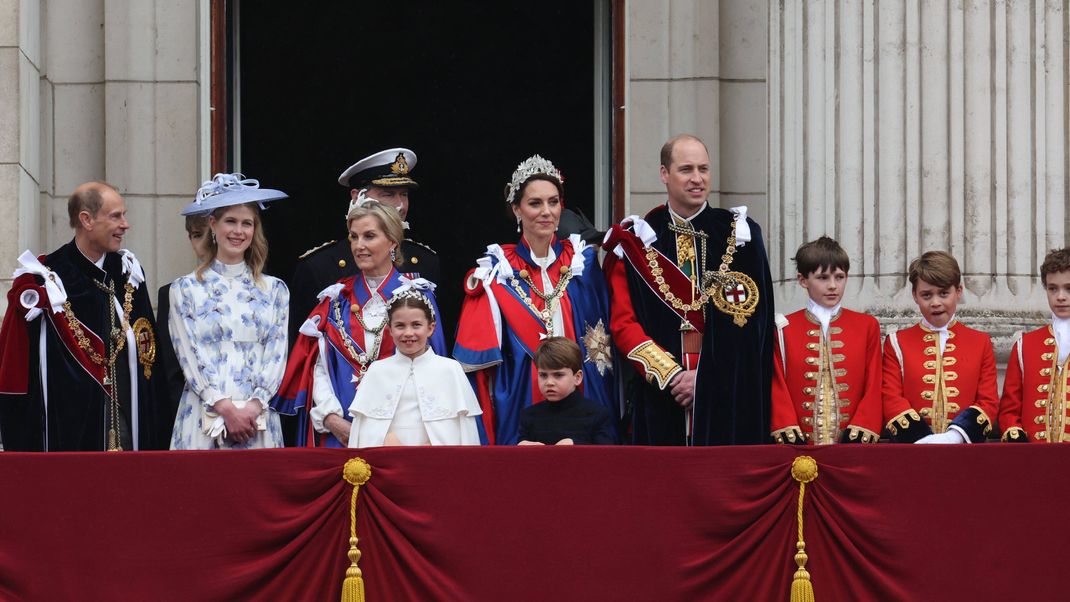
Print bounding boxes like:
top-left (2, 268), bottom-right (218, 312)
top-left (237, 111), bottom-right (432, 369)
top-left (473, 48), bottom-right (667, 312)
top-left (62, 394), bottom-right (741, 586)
top-left (1052, 314), bottom-right (1070, 365)
top-left (807, 299), bottom-right (840, 336)
top-left (360, 273), bottom-right (389, 350)
top-left (921, 315), bottom-right (954, 354)
top-left (530, 247), bottom-right (558, 293)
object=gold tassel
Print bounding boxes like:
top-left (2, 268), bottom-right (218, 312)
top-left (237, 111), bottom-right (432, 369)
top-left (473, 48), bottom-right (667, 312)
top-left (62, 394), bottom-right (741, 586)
top-left (341, 458), bottom-right (372, 602)
top-left (789, 456), bottom-right (818, 602)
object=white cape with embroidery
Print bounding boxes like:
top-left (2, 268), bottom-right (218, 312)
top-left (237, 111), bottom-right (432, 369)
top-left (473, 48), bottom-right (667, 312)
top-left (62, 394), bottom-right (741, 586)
top-left (347, 348), bottom-right (482, 447)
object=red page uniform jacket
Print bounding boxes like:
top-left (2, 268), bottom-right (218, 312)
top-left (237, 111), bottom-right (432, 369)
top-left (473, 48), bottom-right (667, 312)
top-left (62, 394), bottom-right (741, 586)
top-left (882, 321), bottom-right (998, 443)
top-left (771, 308), bottom-right (883, 444)
top-left (998, 326), bottom-right (1070, 442)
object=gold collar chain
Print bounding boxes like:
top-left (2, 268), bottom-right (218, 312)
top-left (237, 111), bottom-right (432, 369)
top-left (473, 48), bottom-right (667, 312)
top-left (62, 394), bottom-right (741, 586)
top-left (508, 265), bottom-right (573, 332)
top-left (700, 218), bottom-right (739, 288)
top-left (646, 218), bottom-right (741, 313)
top-left (64, 276), bottom-right (136, 451)
top-left (332, 298), bottom-right (385, 378)
top-left (63, 279), bottom-right (135, 367)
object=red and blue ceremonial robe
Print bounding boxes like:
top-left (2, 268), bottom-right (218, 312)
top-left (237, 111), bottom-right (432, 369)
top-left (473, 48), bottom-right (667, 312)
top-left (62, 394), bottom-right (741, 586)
top-left (453, 234), bottom-right (619, 445)
top-left (271, 270), bottom-right (446, 447)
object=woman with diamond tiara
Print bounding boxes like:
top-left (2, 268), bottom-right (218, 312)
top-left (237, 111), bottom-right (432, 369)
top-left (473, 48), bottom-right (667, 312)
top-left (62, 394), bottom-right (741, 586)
top-left (348, 290), bottom-right (481, 447)
top-left (453, 155), bottom-right (619, 445)
top-left (272, 195), bottom-right (446, 447)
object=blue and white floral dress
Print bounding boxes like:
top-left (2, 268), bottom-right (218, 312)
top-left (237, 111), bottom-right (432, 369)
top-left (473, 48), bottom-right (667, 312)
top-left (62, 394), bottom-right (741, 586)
top-left (168, 260), bottom-right (288, 449)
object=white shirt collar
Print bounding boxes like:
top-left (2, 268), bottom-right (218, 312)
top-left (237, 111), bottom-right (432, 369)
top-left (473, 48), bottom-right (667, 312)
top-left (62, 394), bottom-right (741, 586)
top-left (77, 245), bottom-right (106, 270)
top-left (1052, 314), bottom-right (1070, 364)
top-left (667, 202), bottom-right (707, 224)
top-left (531, 246), bottom-right (557, 267)
top-left (666, 203), bottom-right (751, 247)
top-left (806, 299), bottom-right (840, 335)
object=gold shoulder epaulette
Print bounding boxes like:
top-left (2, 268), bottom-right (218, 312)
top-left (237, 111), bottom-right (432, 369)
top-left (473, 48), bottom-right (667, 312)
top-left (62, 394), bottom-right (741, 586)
top-left (298, 240), bottom-right (335, 260)
top-left (405, 238), bottom-right (437, 254)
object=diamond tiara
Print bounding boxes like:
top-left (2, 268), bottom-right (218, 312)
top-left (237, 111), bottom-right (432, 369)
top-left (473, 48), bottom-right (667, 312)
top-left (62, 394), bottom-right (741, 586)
top-left (504, 154), bottom-right (563, 204)
top-left (388, 288), bottom-right (436, 321)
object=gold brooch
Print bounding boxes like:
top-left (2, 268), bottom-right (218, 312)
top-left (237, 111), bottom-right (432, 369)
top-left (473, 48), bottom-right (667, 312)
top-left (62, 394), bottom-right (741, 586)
top-left (132, 317), bottom-right (156, 378)
top-left (708, 271), bottom-right (759, 327)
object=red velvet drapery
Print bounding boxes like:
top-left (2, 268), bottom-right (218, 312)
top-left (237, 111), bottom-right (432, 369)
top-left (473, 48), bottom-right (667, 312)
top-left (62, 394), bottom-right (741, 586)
top-left (0, 445), bottom-right (1063, 601)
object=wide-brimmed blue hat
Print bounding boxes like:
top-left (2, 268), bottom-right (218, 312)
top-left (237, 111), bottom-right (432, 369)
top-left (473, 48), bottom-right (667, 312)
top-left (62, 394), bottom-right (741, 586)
top-left (179, 173), bottom-right (288, 216)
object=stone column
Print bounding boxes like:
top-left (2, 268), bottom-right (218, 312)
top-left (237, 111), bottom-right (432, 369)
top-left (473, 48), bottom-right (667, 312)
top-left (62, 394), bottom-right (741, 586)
top-left (0, 0), bottom-right (204, 312)
top-left (99, 0), bottom-right (202, 293)
top-left (626, 1), bottom-right (768, 223)
top-left (769, 0), bottom-right (1068, 357)
top-left (0, 0), bottom-right (47, 273)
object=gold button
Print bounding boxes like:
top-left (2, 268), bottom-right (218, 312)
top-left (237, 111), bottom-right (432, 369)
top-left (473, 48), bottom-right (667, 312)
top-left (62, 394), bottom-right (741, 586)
top-left (411, 257), bottom-right (419, 264)
top-left (338, 260), bottom-right (347, 268)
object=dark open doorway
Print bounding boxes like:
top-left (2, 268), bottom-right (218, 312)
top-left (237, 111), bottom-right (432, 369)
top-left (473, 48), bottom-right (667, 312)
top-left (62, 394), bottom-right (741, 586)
top-left (232, 1), bottom-right (608, 331)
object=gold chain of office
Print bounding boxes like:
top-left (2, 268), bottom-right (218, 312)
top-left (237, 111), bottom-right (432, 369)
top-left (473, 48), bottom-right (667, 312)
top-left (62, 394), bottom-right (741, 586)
top-left (648, 218), bottom-right (741, 312)
top-left (62, 280), bottom-right (135, 367)
top-left (332, 298), bottom-right (385, 378)
top-left (508, 265), bottom-right (573, 332)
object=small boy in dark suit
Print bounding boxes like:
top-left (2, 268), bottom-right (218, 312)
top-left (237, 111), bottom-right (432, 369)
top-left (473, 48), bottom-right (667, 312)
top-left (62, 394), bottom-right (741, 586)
top-left (518, 337), bottom-right (618, 445)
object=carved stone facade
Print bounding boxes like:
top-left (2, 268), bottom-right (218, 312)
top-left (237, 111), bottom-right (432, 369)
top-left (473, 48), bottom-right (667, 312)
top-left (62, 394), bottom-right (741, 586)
top-left (1, 0), bottom-right (1066, 374)
top-left (768, 0), bottom-right (1068, 367)
top-left (0, 0), bottom-right (205, 309)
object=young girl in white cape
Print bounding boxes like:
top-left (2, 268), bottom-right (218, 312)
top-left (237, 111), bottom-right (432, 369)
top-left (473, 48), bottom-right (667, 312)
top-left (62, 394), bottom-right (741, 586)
top-left (348, 284), bottom-right (483, 447)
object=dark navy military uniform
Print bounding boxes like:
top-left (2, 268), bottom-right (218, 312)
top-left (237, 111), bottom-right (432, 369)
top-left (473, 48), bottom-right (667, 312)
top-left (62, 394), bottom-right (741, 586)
top-left (288, 237), bottom-right (439, 345)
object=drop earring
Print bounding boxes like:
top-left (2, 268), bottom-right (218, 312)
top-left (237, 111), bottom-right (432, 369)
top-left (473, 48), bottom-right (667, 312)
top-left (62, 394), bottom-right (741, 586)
top-left (516, 218), bottom-right (522, 233)
top-left (390, 247), bottom-right (397, 262)
top-left (211, 231), bottom-right (216, 244)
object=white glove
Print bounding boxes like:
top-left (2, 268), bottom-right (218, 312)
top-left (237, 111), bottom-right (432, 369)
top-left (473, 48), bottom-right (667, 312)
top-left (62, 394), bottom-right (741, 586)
top-left (915, 428), bottom-right (966, 444)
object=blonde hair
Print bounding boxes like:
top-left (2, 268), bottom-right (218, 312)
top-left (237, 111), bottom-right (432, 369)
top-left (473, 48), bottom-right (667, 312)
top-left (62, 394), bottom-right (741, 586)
top-left (195, 203), bottom-right (269, 284)
top-left (346, 200), bottom-right (405, 268)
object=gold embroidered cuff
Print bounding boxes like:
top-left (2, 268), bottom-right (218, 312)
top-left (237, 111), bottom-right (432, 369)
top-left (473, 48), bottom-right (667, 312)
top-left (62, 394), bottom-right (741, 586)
top-left (627, 340), bottom-right (683, 390)
top-left (772, 426), bottom-right (807, 445)
top-left (885, 409), bottom-right (922, 436)
top-left (845, 425), bottom-right (880, 443)
top-left (1001, 426), bottom-right (1026, 442)
top-left (969, 406), bottom-right (994, 436)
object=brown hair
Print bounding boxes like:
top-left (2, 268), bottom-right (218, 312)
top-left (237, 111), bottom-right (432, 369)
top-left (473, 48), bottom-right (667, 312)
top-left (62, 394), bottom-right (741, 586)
top-left (388, 293), bottom-right (436, 324)
top-left (508, 174), bottom-right (564, 205)
top-left (533, 337), bottom-right (583, 373)
top-left (908, 251), bottom-right (961, 290)
top-left (794, 236), bottom-right (850, 277)
top-left (184, 214), bottom-right (209, 236)
top-left (67, 181), bottom-right (119, 228)
top-left (346, 200), bottom-right (405, 268)
top-left (659, 134), bottom-right (709, 169)
top-left (1040, 248), bottom-right (1070, 284)
top-left (195, 203), bottom-right (269, 284)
